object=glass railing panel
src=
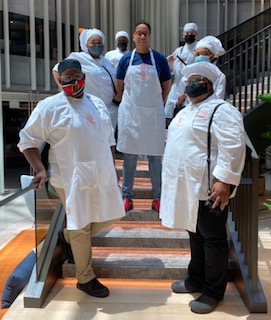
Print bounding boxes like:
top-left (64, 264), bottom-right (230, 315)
top-left (35, 182), bottom-right (60, 279)
top-left (0, 190), bottom-right (35, 248)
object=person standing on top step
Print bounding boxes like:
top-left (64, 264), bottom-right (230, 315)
top-left (116, 20), bottom-right (171, 213)
top-left (18, 59), bottom-right (125, 298)
top-left (165, 22), bottom-right (199, 122)
top-left (105, 31), bottom-right (129, 69)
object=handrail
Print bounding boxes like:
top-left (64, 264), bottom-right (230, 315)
top-left (227, 136), bottom-right (267, 312)
top-left (217, 25), bottom-right (271, 112)
top-left (218, 8), bottom-right (271, 50)
top-left (0, 183), bottom-right (38, 207)
top-left (223, 24), bottom-right (271, 53)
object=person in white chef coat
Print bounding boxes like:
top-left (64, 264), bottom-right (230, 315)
top-left (173, 35), bottom-right (226, 119)
top-left (116, 20), bottom-right (171, 213)
top-left (52, 28), bottom-right (119, 131)
top-left (165, 22), bottom-right (199, 121)
top-left (160, 62), bottom-right (246, 314)
top-left (18, 59), bottom-right (125, 298)
top-left (105, 31), bottom-right (129, 69)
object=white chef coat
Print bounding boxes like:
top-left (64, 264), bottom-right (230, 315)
top-left (105, 48), bottom-right (128, 69)
top-left (18, 92), bottom-right (125, 230)
top-left (117, 49), bottom-right (166, 156)
top-left (160, 94), bottom-right (246, 232)
top-left (53, 52), bottom-right (118, 129)
top-left (165, 42), bottom-right (197, 118)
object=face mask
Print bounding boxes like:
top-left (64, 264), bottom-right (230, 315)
top-left (184, 34), bottom-right (196, 44)
top-left (117, 41), bottom-right (128, 52)
top-left (195, 55), bottom-right (211, 63)
top-left (62, 78), bottom-right (85, 98)
top-left (184, 81), bottom-right (209, 98)
top-left (87, 43), bottom-right (104, 58)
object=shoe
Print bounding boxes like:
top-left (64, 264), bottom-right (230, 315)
top-left (58, 229), bottom-right (75, 264)
top-left (77, 278), bottom-right (109, 297)
top-left (152, 199), bottom-right (160, 212)
top-left (171, 280), bottom-right (201, 293)
top-left (123, 198), bottom-right (133, 211)
top-left (189, 294), bottom-right (219, 314)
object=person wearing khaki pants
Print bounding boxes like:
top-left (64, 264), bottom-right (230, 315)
top-left (18, 59), bottom-right (125, 298)
top-left (55, 186), bottom-right (119, 284)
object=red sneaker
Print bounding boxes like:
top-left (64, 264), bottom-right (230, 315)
top-left (123, 198), bottom-right (133, 211)
top-left (152, 199), bottom-right (160, 212)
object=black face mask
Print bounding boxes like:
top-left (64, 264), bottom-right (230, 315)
top-left (117, 41), bottom-right (128, 52)
top-left (184, 34), bottom-right (196, 44)
top-left (184, 81), bottom-right (209, 98)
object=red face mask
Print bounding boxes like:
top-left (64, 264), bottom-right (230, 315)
top-left (62, 78), bottom-right (85, 97)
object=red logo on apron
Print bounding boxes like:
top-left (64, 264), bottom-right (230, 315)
top-left (140, 64), bottom-right (147, 80)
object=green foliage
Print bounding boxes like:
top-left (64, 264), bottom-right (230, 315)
top-left (257, 93), bottom-right (271, 102)
top-left (263, 199), bottom-right (271, 211)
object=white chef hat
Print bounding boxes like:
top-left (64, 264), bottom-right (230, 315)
top-left (79, 28), bottom-right (105, 53)
top-left (182, 22), bottom-right (198, 32)
top-left (115, 31), bottom-right (129, 41)
top-left (182, 61), bottom-right (221, 84)
top-left (196, 35), bottom-right (225, 58)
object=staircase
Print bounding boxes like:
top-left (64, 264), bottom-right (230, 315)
top-left (62, 157), bottom-right (191, 280)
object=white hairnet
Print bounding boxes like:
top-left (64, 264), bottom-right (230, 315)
top-left (182, 61), bottom-right (221, 84)
top-left (196, 35), bottom-right (225, 58)
top-left (115, 31), bottom-right (129, 41)
top-left (79, 28), bottom-right (105, 53)
top-left (182, 23), bottom-right (198, 32)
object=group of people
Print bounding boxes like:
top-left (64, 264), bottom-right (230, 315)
top-left (18, 20), bottom-right (246, 314)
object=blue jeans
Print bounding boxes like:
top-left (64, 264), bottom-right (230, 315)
top-left (122, 153), bottom-right (162, 200)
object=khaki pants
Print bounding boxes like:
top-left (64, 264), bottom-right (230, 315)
top-left (54, 186), bottom-right (119, 284)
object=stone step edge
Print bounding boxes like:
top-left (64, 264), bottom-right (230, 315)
top-left (97, 220), bottom-right (188, 230)
top-left (93, 225), bottom-right (189, 239)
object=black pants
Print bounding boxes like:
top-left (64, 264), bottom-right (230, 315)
top-left (187, 201), bottom-right (229, 301)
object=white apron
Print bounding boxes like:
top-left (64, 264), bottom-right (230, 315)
top-left (52, 95), bottom-right (125, 230)
top-left (117, 49), bottom-right (166, 156)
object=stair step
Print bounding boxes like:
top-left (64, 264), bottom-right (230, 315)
top-left (120, 210), bottom-right (160, 221)
top-left (92, 221), bottom-right (190, 248)
top-left (62, 247), bottom-right (190, 279)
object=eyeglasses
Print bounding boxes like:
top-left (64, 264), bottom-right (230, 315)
top-left (135, 31), bottom-right (150, 37)
top-left (186, 77), bottom-right (209, 84)
top-left (61, 73), bottom-right (83, 83)
top-left (186, 79), bottom-right (203, 85)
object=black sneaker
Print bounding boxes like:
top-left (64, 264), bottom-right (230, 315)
top-left (77, 278), bottom-right (109, 297)
top-left (58, 229), bottom-right (75, 264)
top-left (189, 294), bottom-right (219, 314)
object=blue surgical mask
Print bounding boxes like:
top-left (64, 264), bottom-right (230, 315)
top-left (87, 43), bottom-right (104, 58)
top-left (195, 55), bottom-right (210, 63)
